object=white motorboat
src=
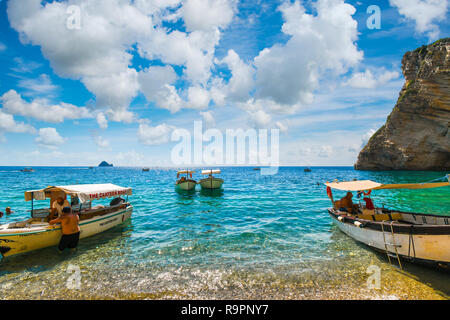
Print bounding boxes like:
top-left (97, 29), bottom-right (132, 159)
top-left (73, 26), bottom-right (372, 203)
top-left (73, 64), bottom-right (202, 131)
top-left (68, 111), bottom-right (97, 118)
top-left (199, 169), bottom-right (223, 190)
top-left (175, 170), bottom-right (197, 191)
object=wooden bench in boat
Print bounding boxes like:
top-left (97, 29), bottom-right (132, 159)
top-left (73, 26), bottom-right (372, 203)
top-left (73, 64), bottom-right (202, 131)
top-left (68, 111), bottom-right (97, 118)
top-left (356, 212), bottom-right (403, 222)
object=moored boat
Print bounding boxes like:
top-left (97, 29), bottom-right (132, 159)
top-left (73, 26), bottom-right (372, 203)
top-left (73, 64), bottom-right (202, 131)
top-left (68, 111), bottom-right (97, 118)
top-left (142, 168), bottom-right (150, 172)
top-left (0, 183), bottom-right (133, 258)
top-left (20, 168), bottom-right (34, 172)
top-left (325, 176), bottom-right (450, 269)
top-left (199, 169), bottom-right (223, 190)
top-left (175, 170), bottom-right (197, 191)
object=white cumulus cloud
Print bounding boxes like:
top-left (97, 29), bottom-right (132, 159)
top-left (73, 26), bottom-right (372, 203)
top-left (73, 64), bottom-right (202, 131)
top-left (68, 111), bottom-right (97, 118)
top-left (253, 0), bottom-right (362, 109)
top-left (138, 66), bottom-right (183, 113)
top-left (345, 69), bottom-right (400, 89)
top-left (35, 127), bottom-right (66, 148)
top-left (390, 0), bottom-right (448, 40)
top-left (96, 112), bottom-right (108, 129)
top-left (0, 90), bottom-right (91, 123)
top-left (138, 122), bottom-right (174, 145)
top-left (0, 110), bottom-right (36, 134)
top-left (182, 0), bottom-right (235, 32)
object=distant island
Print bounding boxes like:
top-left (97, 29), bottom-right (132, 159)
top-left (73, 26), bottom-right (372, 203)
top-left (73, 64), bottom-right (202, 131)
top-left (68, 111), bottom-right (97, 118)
top-left (355, 38), bottom-right (450, 171)
top-left (98, 161), bottom-right (113, 167)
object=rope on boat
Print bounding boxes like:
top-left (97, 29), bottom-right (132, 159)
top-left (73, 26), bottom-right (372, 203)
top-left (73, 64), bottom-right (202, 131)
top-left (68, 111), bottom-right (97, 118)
top-left (421, 174), bottom-right (450, 184)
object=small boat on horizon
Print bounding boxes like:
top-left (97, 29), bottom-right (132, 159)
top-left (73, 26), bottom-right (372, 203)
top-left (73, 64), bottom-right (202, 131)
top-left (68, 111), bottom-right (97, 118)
top-left (325, 175), bottom-right (450, 269)
top-left (304, 168), bottom-right (311, 172)
top-left (142, 168), bottom-right (150, 172)
top-left (20, 168), bottom-right (34, 172)
top-left (199, 169), bottom-right (223, 190)
top-left (175, 170), bottom-right (197, 191)
top-left (0, 183), bottom-right (133, 258)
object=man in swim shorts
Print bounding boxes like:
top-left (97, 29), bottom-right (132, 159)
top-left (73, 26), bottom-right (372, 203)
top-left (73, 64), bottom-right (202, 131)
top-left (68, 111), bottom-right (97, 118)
top-left (49, 206), bottom-right (80, 253)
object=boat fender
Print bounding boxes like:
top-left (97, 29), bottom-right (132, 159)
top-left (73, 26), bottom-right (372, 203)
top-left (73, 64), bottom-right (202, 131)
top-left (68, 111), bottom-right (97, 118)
top-left (354, 221), bottom-right (364, 228)
top-left (338, 216), bottom-right (345, 222)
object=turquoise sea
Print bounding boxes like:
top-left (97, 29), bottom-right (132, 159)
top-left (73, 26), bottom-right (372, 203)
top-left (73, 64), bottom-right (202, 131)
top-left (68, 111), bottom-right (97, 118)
top-left (0, 167), bottom-right (449, 299)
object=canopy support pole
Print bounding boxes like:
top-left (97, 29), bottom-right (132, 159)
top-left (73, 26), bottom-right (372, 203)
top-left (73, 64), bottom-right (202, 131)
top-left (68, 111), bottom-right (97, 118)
top-left (31, 192), bottom-right (34, 218)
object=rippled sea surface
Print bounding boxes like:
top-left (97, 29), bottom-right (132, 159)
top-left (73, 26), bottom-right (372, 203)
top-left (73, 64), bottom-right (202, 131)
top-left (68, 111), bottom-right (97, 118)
top-left (0, 167), bottom-right (449, 300)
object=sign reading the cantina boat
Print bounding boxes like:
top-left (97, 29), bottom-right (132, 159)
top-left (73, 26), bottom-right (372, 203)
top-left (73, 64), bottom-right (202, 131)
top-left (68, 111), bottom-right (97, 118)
top-left (88, 189), bottom-right (128, 200)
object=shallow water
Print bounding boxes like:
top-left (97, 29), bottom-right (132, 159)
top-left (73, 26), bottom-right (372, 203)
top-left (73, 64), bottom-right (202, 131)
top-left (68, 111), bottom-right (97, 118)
top-left (0, 167), bottom-right (449, 299)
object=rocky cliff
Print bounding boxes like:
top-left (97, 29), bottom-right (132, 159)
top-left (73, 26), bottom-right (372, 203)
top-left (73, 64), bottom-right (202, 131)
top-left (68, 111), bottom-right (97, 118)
top-left (355, 38), bottom-right (450, 171)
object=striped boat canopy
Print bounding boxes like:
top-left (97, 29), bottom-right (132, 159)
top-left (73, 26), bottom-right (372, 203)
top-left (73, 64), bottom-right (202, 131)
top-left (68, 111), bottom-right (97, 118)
top-left (24, 184), bottom-right (132, 203)
top-left (326, 179), bottom-right (450, 191)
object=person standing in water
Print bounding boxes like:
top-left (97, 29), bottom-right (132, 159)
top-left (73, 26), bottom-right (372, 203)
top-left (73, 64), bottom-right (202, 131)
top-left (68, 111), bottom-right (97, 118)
top-left (49, 207), bottom-right (80, 253)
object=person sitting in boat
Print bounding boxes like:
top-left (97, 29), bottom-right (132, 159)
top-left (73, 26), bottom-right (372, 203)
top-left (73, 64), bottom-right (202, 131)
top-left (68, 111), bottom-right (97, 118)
top-left (338, 192), bottom-right (356, 213)
top-left (180, 176), bottom-right (186, 182)
top-left (51, 196), bottom-right (70, 219)
top-left (49, 206), bottom-right (80, 253)
top-left (110, 197), bottom-right (125, 207)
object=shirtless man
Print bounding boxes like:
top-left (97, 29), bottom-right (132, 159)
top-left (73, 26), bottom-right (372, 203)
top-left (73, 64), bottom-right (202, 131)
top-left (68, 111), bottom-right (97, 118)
top-left (49, 207), bottom-right (80, 252)
top-left (51, 196), bottom-right (70, 219)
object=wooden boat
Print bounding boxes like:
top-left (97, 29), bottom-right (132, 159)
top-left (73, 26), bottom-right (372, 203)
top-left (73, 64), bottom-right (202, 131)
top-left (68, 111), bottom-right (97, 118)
top-left (325, 176), bottom-right (450, 269)
top-left (304, 168), bottom-right (311, 172)
top-left (20, 168), bottom-right (34, 172)
top-left (199, 169), bottom-right (223, 190)
top-left (175, 170), bottom-right (197, 191)
top-left (0, 184), bottom-right (133, 258)
top-left (142, 168), bottom-right (150, 172)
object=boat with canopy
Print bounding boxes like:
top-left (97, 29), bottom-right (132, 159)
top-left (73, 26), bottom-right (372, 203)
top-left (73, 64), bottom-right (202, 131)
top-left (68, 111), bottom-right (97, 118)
top-left (176, 170), bottom-right (197, 191)
top-left (0, 183), bottom-right (133, 258)
top-left (325, 175), bottom-right (450, 269)
top-left (199, 169), bottom-right (223, 190)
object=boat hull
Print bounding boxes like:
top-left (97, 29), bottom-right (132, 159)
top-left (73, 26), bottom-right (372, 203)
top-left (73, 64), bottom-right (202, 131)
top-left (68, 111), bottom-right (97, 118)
top-left (176, 180), bottom-right (197, 191)
top-left (328, 209), bottom-right (450, 268)
top-left (199, 177), bottom-right (223, 189)
top-left (0, 206), bottom-right (133, 258)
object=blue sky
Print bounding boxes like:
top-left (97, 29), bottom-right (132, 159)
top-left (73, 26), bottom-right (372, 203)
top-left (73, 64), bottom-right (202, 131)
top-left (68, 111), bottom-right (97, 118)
top-left (0, 0), bottom-right (448, 166)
